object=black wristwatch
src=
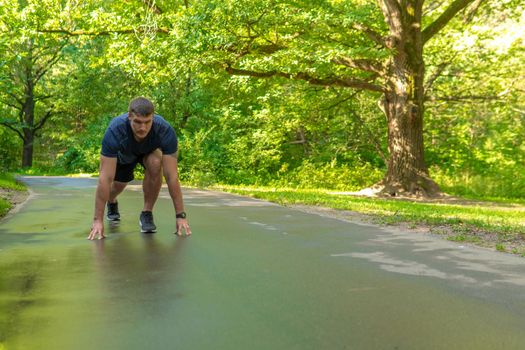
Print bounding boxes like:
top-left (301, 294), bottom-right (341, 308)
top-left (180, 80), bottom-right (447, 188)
top-left (176, 212), bottom-right (187, 219)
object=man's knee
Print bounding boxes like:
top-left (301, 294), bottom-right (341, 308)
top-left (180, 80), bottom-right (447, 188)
top-left (144, 150), bottom-right (162, 175)
top-left (111, 181), bottom-right (128, 191)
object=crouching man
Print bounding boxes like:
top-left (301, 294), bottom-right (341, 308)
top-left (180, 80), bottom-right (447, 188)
top-left (88, 97), bottom-right (191, 240)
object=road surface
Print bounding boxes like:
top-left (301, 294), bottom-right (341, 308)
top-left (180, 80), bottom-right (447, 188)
top-left (1, 177), bottom-right (525, 349)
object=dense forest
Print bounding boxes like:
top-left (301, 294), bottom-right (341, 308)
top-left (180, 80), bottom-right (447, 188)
top-left (0, 0), bottom-right (524, 198)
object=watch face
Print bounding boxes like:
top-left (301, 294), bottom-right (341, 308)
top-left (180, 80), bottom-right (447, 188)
top-left (177, 212), bottom-right (186, 219)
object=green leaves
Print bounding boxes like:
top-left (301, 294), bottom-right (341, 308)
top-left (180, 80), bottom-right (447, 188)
top-left (0, 0), bottom-right (523, 197)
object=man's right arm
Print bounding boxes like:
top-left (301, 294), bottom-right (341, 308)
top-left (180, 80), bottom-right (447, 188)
top-left (88, 155), bottom-right (117, 240)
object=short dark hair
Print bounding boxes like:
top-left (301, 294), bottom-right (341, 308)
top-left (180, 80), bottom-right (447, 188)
top-left (128, 97), bottom-right (154, 117)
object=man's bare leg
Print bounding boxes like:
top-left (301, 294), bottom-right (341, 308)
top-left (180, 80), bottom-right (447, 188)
top-left (142, 149), bottom-right (163, 212)
top-left (106, 180), bottom-right (127, 221)
top-left (109, 181), bottom-right (128, 203)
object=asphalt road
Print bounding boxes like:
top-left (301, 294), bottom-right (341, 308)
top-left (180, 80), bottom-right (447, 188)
top-left (1, 176), bottom-right (525, 350)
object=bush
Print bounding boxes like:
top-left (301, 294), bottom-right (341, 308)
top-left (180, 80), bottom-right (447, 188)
top-left (271, 160), bottom-right (383, 191)
top-left (55, 146), bottom-right (99, 173)
top-left (53, 116), bottom-right (112, 174)
top-left (432, 166), bottom-right (525, 199)
top-left (0, 129), bottom-right (21, 171)
top-left (178, 128), bottom-right (221, 187)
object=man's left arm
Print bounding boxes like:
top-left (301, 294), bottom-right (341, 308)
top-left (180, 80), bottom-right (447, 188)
top-left (162, 151), bottom-right (191, 236)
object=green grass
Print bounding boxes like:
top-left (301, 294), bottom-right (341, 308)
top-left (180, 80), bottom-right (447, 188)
top-left (0, 173), bottom-right (27, 217)
top-left (496, 243), bottom-right (506, 252)
top-left (0, 198), bottom-right (9, 216)
top-left (16, 166), bottom-right (70, 176)
top-left (213, 184), bottom-right (525, 252)
top-left (0, 173), bottom-right (26, 191)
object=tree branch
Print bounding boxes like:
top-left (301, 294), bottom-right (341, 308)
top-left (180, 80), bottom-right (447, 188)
top-left (426, 94), bottom-right (501, 102)
top-left (0, 121), bottom-right (24, 140)
top-left (0, 99), bottom-right (22, 111)
top-left (424, 1), bottom-right (447, 16)
top-left (230, 42), bottom-right (286, 57)
top-left (332, 57), bottom-right (385, 75)
top-left (34, 94), bottom-right (54, 102)
top-left (142, 0), bottom-right (163, 14)
top-left (511, 107), bottom-right (525, 115)
top-left (351, 23), bottom-right (387, 47)
top-left (5, 92), bottom-right (24, 106)
top-left (34, 42), bottom-right (68, 83)
top-left (322, 92), bottom-right (387, 163)
top-left (33, 45), bottom-right (55, 62)
top-left (463, 0), bottom-right (483, 22)
top-left (377, 0), bottom-right (404, 36)
top-left (39, 27), bottom-right (169, 36)
top-left (224, 65), bottom-right (385, 93)
top-left (321, 91), bottom-right (359, 111)
top-left (424, 54), bottom-right (458, 92)
top-left (34, 110), bottom-right (53, 131)
top-left (422, 0), bottom-right (479, 44)
top-left (350, 111), bottom-right (388, 163)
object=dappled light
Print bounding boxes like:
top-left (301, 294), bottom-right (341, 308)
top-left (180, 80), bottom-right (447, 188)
top-left (1, 2), bottom-right (525, 348)
top-left (0, 0), bottom-right (522, 199)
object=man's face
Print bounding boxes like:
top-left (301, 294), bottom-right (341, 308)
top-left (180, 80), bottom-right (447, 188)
top-left (129, 113), bottom-right (153, 141)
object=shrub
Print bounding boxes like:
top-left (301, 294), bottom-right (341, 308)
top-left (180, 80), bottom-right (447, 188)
top-left (271, 160), bottom-right (383, 191)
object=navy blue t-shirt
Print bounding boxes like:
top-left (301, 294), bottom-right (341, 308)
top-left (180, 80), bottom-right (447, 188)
top-left (101, 113), bottom-right (178, 164)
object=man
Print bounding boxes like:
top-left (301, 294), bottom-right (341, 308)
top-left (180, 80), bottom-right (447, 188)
top-left (88, 97), bottom-right (191, 240)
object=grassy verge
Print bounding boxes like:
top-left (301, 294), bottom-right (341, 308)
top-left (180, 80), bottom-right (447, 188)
top-left (16, 167), bottom-right (77, 176)
top-left (0, 173), bottom-right (27, 217)
top-left (213, 185), bottom-right (525, 255)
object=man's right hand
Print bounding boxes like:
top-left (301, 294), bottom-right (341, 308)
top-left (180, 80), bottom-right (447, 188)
top-left (88, 220), bottom-right (105, 240)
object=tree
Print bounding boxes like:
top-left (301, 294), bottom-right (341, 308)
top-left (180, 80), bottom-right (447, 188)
top-left (27, 0), bottom-right (522, 196)
top-left (177, 0), bottom-right (491, 197)
top-left (0, 1), bottom-right (69, 167)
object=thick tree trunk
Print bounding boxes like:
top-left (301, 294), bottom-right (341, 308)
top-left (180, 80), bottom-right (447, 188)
top-left (22, 132), bottom-right (34, 168)
top-left (381, 88), bottom-right (440, 197)
top-left (21, 81), bottom-right (36, 168)
top-left (379, 2), bottom-right (441, 197)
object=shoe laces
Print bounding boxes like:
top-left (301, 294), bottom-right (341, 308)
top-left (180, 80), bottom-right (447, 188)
top-left (141, 211), bottom-right (154, 224)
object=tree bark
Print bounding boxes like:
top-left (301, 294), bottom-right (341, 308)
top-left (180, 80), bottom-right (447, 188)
top-left (22, 131), bottom-right (34, 168)
top-left (381, 86), bottom-right (440, 197)
top-left (21, 78), bottom-right (36, 168)
top-left (181, 69), bottom-right (192, 129)
top-left (379, 0), bottom-right (441, 197)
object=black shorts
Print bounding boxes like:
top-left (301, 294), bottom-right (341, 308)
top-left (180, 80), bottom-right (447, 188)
top-left (114, 155), bottom-right (145, 183)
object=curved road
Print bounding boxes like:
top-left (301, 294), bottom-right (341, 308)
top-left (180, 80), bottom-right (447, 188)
top-left (1, 177), bottom-right (525, 349)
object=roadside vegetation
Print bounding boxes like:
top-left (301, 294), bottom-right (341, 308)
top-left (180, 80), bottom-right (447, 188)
top-left (0, 173), bottom-right (27, 218)
top-left (215, 185), bottom-right (525, 255)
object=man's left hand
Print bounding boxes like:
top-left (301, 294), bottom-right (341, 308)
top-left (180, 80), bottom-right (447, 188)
top-left (175, 218), bottom-right (191, 236)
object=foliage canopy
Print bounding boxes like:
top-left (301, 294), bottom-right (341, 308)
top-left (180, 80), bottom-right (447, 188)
top-left (0, 0), bottom-right (523, 198)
